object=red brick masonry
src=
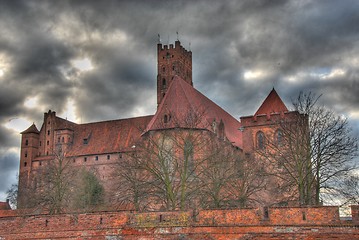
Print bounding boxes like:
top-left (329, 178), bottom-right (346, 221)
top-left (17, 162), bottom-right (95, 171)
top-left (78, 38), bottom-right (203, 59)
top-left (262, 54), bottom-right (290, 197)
top-left (0, 206), bottom-right (358, 239)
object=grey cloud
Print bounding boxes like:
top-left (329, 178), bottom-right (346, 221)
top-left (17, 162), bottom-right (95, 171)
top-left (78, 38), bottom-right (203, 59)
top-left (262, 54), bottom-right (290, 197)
top-left (0, 152), bottom-right (19, 196)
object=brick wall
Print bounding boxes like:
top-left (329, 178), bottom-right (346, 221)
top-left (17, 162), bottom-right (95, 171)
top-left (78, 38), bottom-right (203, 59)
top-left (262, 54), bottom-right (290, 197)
top-left (0, 206), bottom-right (358, 239)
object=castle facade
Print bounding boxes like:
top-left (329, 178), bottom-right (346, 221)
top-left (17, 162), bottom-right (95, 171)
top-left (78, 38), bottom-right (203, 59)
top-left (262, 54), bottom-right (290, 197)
top-left (18, 41), bottom-right (300, 210)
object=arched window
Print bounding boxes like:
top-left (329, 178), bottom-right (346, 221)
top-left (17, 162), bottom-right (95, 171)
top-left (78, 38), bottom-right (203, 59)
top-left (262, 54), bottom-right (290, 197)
top-left (184, 139), bottom-right (194, 174)
top-left (276, 129), bottom-right (283, 146)
top-left (256, 131), bottom-right (265, 150)
top-left (162, 78), bottom-right (166, 87)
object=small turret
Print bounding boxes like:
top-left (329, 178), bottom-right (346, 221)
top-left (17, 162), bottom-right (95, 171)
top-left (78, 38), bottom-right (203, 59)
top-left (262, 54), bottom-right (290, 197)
top-left (20, 123), bottom-right (40, 173)
top-left (18, 123), bottom-right (40, 208)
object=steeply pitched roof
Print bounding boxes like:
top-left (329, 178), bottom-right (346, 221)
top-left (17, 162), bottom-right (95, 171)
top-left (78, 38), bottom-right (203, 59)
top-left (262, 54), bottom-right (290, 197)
top-left (21, 123), bottom-right (39, 134)
top-left (66, 115), bottom-right (153, 156)
top-left (255, 88), bottom-right (288, 116)
top-left (145, 76), bottom-right (242, 147)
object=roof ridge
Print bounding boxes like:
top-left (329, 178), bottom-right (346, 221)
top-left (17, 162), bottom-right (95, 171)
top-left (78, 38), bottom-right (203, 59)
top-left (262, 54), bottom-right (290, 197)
top-left (79, 115), bottom-right (154, 126)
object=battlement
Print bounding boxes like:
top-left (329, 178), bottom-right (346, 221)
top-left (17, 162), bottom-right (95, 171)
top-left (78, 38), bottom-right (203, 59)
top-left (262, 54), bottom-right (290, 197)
top-left (157, 40), bottom-right (192, 56)
top-left (240, 111), bottom-right (301, 128)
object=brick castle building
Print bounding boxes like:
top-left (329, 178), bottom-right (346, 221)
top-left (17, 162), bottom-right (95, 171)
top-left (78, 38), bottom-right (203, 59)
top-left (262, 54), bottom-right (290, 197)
top-left (18, 41), bottom-right (301, 209)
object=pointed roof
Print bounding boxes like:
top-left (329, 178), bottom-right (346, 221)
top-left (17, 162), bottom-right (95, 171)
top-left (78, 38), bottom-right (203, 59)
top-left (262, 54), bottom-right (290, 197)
top-left (21, 123), bottom-right (39, 134)
top-left (145, 76), bottom-right (242, 147)
top-left (255, 88), bottom-right (288, 116)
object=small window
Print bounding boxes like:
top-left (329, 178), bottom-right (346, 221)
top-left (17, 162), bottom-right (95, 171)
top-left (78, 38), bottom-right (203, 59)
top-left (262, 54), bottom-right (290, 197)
top-left (162, 78), bottom-right (166, 87)
top-left (257, 131), bottom-right (265, 150)
top-left (58, 137), bottom-right (60, 143)
top-left (73, 158), bottom-right (76, 163)
top-left (39, 161), bottom-right (42, 166)
top-left (276, 129), bottom-right (283, 146)
top-left (162, 67), bottom-right (165, 72)
top-left (62, 137), bottom-right (65, 143)
top-left (95, 156), bottom-right (98, 161)
top-left (47, 130), bottom-right (50, 135)
top-left (84, 157), bottom-right (87, 162)
top-left (24, 162), bottom-right (27, 167)
top-left (47, 140), bottom-right (49, 146)
top-left (83, 138), bottom-right (88, 144)
top-left (164, 115), bottom-right (168, 123)
top-left (48, 121), bottom-right (50, 125)
top-left (107, 155), bottom-right (110, 160)
top-left (263, 207), bottom-right (269, 219)
top-left (25, 152), bottom-right (28, 158)
top-left (25, 139), bottom-right (28, 146)
top-left (46, 151), bottom-right (49, 155)
top-left (119, 153), bottom-right (122, 159)
top-left (172, 65), bottom-right (175, 70)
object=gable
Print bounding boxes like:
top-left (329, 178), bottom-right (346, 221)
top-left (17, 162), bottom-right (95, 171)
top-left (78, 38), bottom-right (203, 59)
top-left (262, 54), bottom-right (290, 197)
top-left (145, 76), bottom-right (242, 148)
top-left (255, 88), bottom-right (288, 116)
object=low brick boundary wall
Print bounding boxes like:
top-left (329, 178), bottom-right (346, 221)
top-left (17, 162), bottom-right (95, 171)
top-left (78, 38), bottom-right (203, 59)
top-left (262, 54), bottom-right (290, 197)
top-left (0, 206), bottom-right (358, 239)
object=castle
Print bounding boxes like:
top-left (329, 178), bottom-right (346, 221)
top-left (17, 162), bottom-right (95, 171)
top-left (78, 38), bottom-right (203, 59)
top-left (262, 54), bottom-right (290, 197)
top-left (18, 40), bottom-right (301, 210)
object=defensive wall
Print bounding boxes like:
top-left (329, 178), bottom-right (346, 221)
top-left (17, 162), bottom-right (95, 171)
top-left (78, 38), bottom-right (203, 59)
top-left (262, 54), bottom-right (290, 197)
top-left (0, 206), bottom-right (358, 239)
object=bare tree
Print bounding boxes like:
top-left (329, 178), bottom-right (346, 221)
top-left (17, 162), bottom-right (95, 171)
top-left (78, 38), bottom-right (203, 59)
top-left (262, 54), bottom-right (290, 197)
top-left (126, 129), bottom-right (207, 211)
top-left (197, 139), bottom-right (240, 209)
top-left (112, 105), bottom-right (267, 210)
top-left (35, 147), bottom-right (76, 214)
top-left (112, 151), bottom-right (152, 211)
top-left (226, 155), bottom-right (267, 208)
top-left (6, 183), bottom-right (18, 209)
top-left (257, 92), bottom-right (358, 206)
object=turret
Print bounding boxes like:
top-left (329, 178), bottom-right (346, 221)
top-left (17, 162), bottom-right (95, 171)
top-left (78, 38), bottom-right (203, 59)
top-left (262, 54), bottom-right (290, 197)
top-left (157, 40), bottom-right (192, 106)
top-left (19, 123), bottom-right (40, 174)
top-left (42, 110), bottom-right (57, 156)
top-left (18, 123), bottom-right (39, 208)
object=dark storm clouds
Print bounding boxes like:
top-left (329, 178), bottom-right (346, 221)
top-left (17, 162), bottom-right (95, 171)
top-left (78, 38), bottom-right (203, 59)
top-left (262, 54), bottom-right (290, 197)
top-left (0, 0), bottom-right (359, 200)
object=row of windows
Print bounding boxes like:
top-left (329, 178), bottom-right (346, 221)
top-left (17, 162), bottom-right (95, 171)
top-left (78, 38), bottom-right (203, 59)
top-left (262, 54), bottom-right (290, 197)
top-left (162, 64), bottom-right (177, 73)
top-left (23, 154), bottom-right (123, 167)
top-left (83, 154), bottom-right (112, 162)
top-left (256, 129), bottom-right (283, 149)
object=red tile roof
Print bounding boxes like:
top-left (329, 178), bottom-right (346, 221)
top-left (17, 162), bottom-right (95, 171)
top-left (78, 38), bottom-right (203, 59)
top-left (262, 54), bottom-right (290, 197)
top-left (145, 76), bottom-right (242, 147)
top-left (66, 115), bottom-right (153, 156)
top-left (255, 88), bottom-right (288, 116)
top-left (20, 123), bottom-right (39, 134)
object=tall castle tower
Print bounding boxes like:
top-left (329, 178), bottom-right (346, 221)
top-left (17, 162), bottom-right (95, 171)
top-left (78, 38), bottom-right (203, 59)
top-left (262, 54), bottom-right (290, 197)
top-left (157, 40), bottom-right (192, 106)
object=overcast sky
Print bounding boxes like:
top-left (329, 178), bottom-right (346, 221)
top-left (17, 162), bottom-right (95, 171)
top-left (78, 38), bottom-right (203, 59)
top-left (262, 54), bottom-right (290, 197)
top-left (0, 0), bottom-right (359, 201)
